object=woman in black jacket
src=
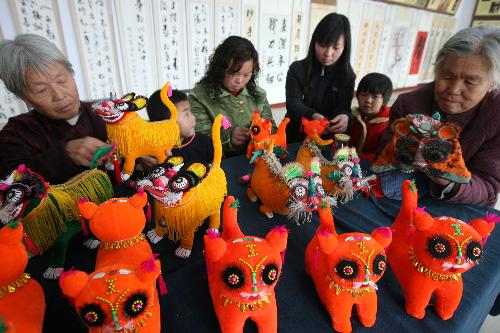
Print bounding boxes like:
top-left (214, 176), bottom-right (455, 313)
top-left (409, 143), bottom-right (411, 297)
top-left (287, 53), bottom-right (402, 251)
top-left (285, 13), bottom-right (355, 143)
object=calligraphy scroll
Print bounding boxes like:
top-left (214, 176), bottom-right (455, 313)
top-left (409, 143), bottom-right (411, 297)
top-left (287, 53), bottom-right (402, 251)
top-left (290, 0), bottom-right (308, 63)
top-left (259, 8), bottom-right (291, 104)
top-left (215, 0), bottom-right (240, 47)
top-left (9, 0), bottom-right (66, 53)
top-left (69, 0), bottom-right (122, 99)
top-left (153, 0), bottom-right (189, 90)
top-left (242, 0), bottom-right (258, 46)
top-left (115, 0), bottom-right (158, 96)
top-left (187, 0), bottom-right (214, 86)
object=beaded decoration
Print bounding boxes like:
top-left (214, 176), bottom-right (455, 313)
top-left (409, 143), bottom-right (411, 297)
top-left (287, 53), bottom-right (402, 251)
top-left (101, 233), bottom-right (146, 251)
top-left (0, 273), bottom-right (31, 298)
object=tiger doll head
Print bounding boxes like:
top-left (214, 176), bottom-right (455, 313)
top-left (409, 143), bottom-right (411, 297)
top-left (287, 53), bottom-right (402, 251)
top-left (305, 200), bottom-right (392, 332)
top-left (204, 196), bottom-right (288, 333)
top-left (93, 93), bottom-right (148, 124)
top-left (387, 180), bottom-right (497, 319)
top-left (59, 259), bottom-right (161, 333)
top-left (0, 165), bottom-right (47, 226)
top-left (372, 113), bottom-right (471, 183)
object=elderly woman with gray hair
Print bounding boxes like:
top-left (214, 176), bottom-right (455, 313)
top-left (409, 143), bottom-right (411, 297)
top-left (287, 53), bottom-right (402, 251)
top-left (0, 34), bottom-right (107, 183)
top-left (378, 25), bottom-right (500, 206)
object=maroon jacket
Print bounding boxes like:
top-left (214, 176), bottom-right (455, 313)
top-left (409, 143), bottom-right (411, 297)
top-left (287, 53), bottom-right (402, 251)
top-left (379, 82), bottom-right (500, 206)
top-left (348, 105), bottom-right (390, 162)
top-left (0, 102), bottom-right (107, 184)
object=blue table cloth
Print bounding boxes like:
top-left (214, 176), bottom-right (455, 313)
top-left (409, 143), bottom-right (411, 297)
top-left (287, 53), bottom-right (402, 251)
top-left (27, 145), bottom-right (500, 332)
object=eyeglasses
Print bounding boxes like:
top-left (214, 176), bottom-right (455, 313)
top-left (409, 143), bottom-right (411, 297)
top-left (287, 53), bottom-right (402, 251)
top-left (226, 71), bottom-right (254, 79)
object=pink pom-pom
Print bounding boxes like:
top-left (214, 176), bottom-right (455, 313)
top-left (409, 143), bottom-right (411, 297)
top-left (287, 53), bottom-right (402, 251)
top-left (485, 212), bottom-right (500, 224)
top-left (376, 226), bottom-right (392, 239)
top-left (414, 206), bottom-right (426, 213)
top-left (137, 187), bottom-right (145, 195)
top-left (167, 84), bottom-right (172, 97)
top-left (17, 164), bottom-right (25, 173)
top-left (271, 225), bottom-right (288, 235)
top-left (207, 229), bottom-right (221, 239)
top-left (0, 184), bottom-right (7, 191)
top-left (305, 170), bottom-right (314, 178)
top-left (352, 158), bottom-right (360, 164)
top-left (141, 253), bottom-right (160, 273)
top-left (221, 116), bottom-right (232, 130)
top-left (318, 229), bottom-right (331, 237)
top-left (78, 198), bottom-right (89, 204)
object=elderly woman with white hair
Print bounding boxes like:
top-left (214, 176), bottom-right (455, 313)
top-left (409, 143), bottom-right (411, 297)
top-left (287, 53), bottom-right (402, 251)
top-left (0, 34), bottom-right (107, 183)
top-left (378, 25), bottom-right (500, 206)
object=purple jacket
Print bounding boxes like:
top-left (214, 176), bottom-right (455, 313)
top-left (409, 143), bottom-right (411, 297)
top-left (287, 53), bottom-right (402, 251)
top-left (0, 102), bottom-right (107, 184)
top-left (380, 82), bottom-right (500, 206)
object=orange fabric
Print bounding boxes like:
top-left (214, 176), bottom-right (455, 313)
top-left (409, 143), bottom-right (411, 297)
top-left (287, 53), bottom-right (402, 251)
top-left (247, 152), bottom-right (290, 216)
top-left (387, 180), bottom-right (495, 319)
top-left (246, 112), bottom-right (290, 160)
top-left (0, 223), bottom-right (45, 333)
top-left (204, 196), bottom-right (288, 333)
top-left (305, 201), bottom-right (392, 333)
top-left (78, 191), bottom-right (152, 268)
top-left (62, 192), bottom-right (162, 332)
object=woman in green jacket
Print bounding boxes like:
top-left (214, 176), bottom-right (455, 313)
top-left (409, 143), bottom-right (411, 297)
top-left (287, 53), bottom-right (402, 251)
top-left (189, 36), bottom-right (275, 157)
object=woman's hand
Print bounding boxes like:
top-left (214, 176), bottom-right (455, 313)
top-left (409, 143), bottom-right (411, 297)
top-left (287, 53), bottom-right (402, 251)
top-left (231, 126), bottom-right (250, 146)
top-left (327, 114), bottom-right (349, 134)
top-left (65, 136), bottom-right (107, 166)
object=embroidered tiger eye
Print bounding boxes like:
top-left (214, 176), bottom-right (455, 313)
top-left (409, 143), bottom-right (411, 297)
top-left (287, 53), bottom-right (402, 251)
top-left (428, 236), bottom-right (451, 259)
top-left (85, 311), bottom-right (98, 323)
top-left (336, 260), bottom-right (359, 280)
top-left (262, 263), bottom-right (279, 285)
top-left (466, 241), bottom-right (483, 261)
top-left (222, 266), bottom-right (245, 289)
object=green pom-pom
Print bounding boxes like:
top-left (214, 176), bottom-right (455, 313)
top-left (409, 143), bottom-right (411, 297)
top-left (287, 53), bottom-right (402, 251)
top-left (273, 146), bottom-right (287, 157)
top-left (284, 163), bottom-right (304, 181)
top-left (320, 201), bottom-right (328, 209)
top-left (409, 180), bottom-right (417, 192)
top-left (7, 218), bottom-right (21, 229)
top-left (326, 170), bottom-right (342, 182)
top-left (230, 199), bottom-right (240, 209)
top-left (310, 160), bottom-right (321, 174)
top-left (90, 145), bottom-right (115, 169)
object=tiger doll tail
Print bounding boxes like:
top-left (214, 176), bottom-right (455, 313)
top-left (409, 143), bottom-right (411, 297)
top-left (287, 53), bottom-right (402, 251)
top-left (212, 114), bottom-right (223, 165)
top-left (160, 82), bottom-right (178, 121)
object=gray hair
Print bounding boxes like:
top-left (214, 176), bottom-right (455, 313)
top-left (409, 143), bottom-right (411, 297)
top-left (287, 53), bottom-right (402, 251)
top-left (435, 25), bottom-right (500, 88)
top-left (0, 34), bottom-right (73, 98)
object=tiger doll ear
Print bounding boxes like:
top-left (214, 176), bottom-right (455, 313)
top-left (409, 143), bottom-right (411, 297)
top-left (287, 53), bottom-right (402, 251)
top-left (130, 191), bottom-right (148, 209)
top-left (137, 259), bottom-right (161, 284)
top-left (301, 117), bottom-right (309, 126)
top-left (317, 231), bottom-right (338, 254)
top-left (371, 227), bottom-right (392, 248)
top-left (78, 201), bottom-right (99, 220)
top-left (129, 96), bottom-right (148, 111)
top-left (393, 118), bottom-right (411, 136)
top-left (266, 227), bottom-right (288, 253)
top-left (204, 236), bottom-right (227, 263)
top-left (59, 270), bottom-right (90, 299)
top-left (438, 124), bottom-right (460, 140)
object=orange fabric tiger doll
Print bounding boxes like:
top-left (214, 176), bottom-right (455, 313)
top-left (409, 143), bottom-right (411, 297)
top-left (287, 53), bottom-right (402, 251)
top-left (0, 222), bottom-right (45, 333)
top-left (61, 192), bottom-right (162, 332)
top-left (204, 196), bottom-right (288, 333)
top-left (387, 180), bottom-right (496, 319)
top-left (246, 111), bottom-right (290, 160)
top-left (305, 201), bottom-right (392, 333)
